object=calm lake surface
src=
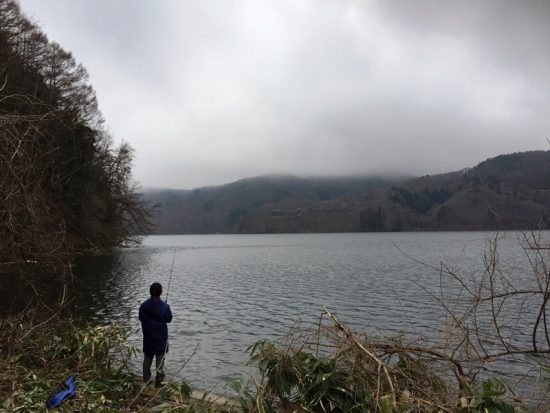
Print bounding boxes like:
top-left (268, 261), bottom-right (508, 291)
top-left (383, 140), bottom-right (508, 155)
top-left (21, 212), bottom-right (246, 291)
top-left (71, 232), bottom-right (544, 392)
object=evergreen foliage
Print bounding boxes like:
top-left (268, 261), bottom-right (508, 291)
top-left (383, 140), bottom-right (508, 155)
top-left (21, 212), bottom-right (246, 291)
top-left (387, 186), bottom-right (452, 214)
top-left (359, 206), bottom-right (385, 231)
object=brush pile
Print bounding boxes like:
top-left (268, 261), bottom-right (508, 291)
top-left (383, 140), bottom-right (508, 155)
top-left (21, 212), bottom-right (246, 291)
top-left (241, 307), bottom-right (536, 412)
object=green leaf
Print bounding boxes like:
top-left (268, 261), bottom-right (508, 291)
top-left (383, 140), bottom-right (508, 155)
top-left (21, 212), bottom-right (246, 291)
top-left (228, 380), bottom-right (242, 393)
top-left (379, 395), bottom-right (394, 413)
top-left (148, 403), bottom-right (172, 411)
top-left (259, 358), bottom-right (270, 372)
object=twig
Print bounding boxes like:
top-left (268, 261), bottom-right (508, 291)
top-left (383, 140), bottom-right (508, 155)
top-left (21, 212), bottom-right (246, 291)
top-left (323, 306), bottom-right (396, 409)
top-left (17, 310), bottom-right (60, 342)
top-left (128, 344), bottom-right (199, 412)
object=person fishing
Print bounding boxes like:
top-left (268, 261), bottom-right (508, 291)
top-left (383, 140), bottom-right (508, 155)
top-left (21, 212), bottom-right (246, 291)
top-left (139, 282), bottom-right (173, 387)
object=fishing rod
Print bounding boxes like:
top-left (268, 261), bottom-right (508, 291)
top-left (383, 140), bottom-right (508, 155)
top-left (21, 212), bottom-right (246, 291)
top-left (165, 248), bottom-right (177, 304)
top-left (133, 249), bottom-right (177, 335)
top-left (130, 249), bottom-right (178, 400)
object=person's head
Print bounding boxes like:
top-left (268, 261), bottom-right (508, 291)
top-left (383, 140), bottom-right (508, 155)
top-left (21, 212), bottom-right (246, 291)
top-left (150, 282), bottom-right (162, 298)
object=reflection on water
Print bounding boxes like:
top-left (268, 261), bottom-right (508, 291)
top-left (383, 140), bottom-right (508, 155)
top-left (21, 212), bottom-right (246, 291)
top-left (71, 232), bottom-right (542, 392)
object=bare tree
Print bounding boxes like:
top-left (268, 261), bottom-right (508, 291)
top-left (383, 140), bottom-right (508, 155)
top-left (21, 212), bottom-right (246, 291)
top-left (0, 0), bottom-right (155, 306)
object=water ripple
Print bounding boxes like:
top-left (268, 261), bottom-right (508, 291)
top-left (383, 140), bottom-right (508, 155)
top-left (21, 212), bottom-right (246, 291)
top-left (72, 232), bottom-right (543, 393)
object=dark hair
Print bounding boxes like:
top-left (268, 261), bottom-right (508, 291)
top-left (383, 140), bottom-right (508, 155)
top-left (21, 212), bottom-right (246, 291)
top-left (150, 282), bottom-right (162, 297)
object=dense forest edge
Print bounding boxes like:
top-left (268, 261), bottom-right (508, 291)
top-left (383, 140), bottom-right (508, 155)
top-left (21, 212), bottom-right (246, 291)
top-left (0, 0), bottom-right (154, 293)
top-left (146, 150), bottom-right (550, 234)
top-left (1, 1), bottom-right (549, 411)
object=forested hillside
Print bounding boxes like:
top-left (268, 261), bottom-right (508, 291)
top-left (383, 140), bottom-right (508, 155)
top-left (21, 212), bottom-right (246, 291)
top-left (0, 1), bottom-right (152, 281)
top-left (145, 175), bottom-right (402, 233)
top-left (376, 150), bottom-right (550, 231)
top-left (146, 151), bottom-right (550, 234)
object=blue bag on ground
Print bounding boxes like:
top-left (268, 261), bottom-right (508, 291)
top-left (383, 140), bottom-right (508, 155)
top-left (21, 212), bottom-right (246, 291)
top-left (45, 375), bottom-right (76, 409)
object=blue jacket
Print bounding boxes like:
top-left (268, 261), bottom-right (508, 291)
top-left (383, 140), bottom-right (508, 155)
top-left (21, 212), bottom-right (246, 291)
top-left (139, 297), bottom-right (173, 356)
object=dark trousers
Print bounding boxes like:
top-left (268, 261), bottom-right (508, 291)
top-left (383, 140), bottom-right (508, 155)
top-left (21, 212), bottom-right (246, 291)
top-left (143, 353), bottom-right (165, 385)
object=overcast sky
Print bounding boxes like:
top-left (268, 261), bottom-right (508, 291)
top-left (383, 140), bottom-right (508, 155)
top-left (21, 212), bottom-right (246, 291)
top-left (18, 0), bottom-right (550, 189)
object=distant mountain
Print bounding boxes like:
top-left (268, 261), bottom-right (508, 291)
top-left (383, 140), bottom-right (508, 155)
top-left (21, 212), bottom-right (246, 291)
top-left (144, 151), bottom-right (550, 234)
top-left (374, 150), bottom-right (550, 231)
top-left (144, 175), bottom-right (404, 233)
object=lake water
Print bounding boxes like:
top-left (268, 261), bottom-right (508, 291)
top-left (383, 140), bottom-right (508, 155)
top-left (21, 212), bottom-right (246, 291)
top-left (71, 231), bottom-right (547, 394)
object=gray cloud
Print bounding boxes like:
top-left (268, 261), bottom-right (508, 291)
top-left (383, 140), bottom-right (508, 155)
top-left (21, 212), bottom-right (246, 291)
top-left (18, 0), bottom-right (550, 188)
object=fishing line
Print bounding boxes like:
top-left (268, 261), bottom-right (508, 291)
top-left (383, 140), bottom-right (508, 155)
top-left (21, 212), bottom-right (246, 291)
top-left (156, 247), bottom-right (177, 389)
top-left (134, 248), bottom-right (177, 335)
top-left (132, 247), bottom-right (177, 393)
top-left (165, 248), bottom-right (177, 304)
